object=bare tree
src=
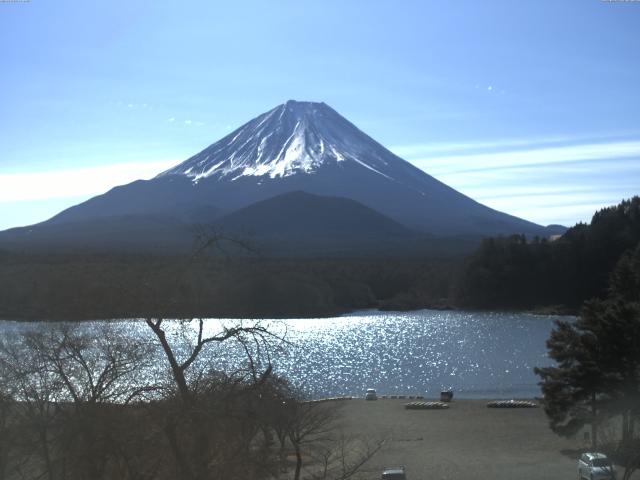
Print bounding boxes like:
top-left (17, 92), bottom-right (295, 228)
top-left (310, 433), bottom-right (384, 480)
top-left (287, 402), bottom-right (340, 480)
top-left (143, 316), bottom-right (283, 480)
top-left (0, 323), bottom-right (158, 480)
top-left (144, 317), bottom-right (275, 402)
top-left (0, 328), bottom-right (66, 480)
top-left (0, 391), bottom-right (15, 480)
top-left (283, 400), bottom-right (383, 480)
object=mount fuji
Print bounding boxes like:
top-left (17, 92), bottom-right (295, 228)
top-left (0, 100), bottom-right (561, 254)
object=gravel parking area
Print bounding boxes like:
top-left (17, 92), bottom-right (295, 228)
top-left (335, 398), bottom-right (625, 480)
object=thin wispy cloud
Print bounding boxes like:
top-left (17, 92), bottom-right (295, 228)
top-left (117, 101), bottom-right (152, 110)
top-left (398, 136), bottom-right (640, 226)
top-left (465, 183), bottom-right (639, 201)
top-left (390, 132), bottom-right (640, 158)
top-left (182, 120), bottom-right (205, 126)
top-left (412, 141), bottom-right (640, 175)
top-left (166, 118), bottom-right (204, 126)
top-left (0, 160), bottom-right (177, 203)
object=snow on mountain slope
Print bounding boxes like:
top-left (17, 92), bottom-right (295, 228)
top-left (33, 99), bottom-right (552, 239)
top-left (158, 100), bottom-right (397, 183)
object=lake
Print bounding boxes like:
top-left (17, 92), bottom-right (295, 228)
top-left (279, 309), bottom-right (563, 398)
top-left (0, 309), bottom-right (565, 399)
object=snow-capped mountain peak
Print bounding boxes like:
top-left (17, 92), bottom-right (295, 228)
top-left (158, 100), bottom-right (397, 182)
top-left (29, 100), bottom-right (550, 239)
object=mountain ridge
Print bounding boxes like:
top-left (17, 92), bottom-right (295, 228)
top-left (0, 100), bottom-right (564, 255)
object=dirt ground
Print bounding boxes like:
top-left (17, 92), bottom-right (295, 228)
top-left (334, 398), bottom-right (634, 480)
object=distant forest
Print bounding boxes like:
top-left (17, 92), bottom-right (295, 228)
top-left (455, 196), bottom-right (640, 311)
top-left (1, 196), bottom-right (639, 320)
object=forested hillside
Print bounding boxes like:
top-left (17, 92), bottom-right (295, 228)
top-left (455, 196), bottom-right (640, 310)
top-left (0, 253), bottom-right (456, 320)
top-left (2, 197), bottom-right (638, 320)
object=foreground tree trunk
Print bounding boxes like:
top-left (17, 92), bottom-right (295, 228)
top-left (294, 443), bottom-right (302, 480)
top-left (591, 392), bottom-right (598, 449)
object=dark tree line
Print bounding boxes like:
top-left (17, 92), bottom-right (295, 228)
top-left (536, 243), bottom-right (640, 480)
top-left (0, 252), bottom-right (457, 321)
top-left (456, 196), bottom-right (640, 311)
top-left (2, 196), bottom-right (639, 321)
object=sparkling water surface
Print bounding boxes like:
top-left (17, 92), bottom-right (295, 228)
top-left (276, 309), bottom-right (560, 398)
top-left (1, 310), bottom-right (566, 399)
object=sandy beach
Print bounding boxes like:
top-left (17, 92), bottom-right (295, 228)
top-left (333, 398), bottom-right (635, 480)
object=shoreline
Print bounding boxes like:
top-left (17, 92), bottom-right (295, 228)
top-left (0, 305), bottom-right (577, 323)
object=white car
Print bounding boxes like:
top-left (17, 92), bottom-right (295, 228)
top-left (365, 388), bottom-right (377, 400)
top-left (578, 452), bottom-right (616, 480)
top-left (381, 466), bottom-right (406, 479)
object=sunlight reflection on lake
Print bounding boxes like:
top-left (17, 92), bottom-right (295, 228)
top-left (270, 310), bottom-right (561, 398)
top-left (1, 310), bottom-right (566, 399)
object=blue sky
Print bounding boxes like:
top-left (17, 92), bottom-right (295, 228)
top-left (1, 0), bottom-right (639, 230)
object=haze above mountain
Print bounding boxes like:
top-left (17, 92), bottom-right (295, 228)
top-left (0, 100), bottom-right (563, 255)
